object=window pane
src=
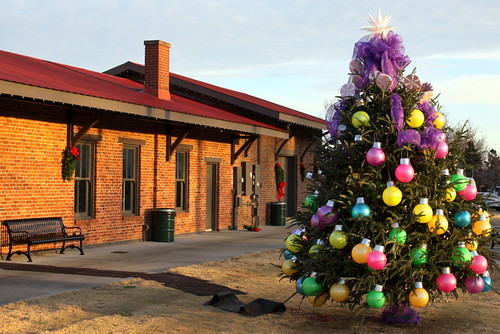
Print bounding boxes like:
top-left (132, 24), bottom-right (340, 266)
top-left (75, 180), bottom-right (87, 213)
top-left (176, 181), bottom-right (183, 208)
top-left (176, 152), bottom-right (184, 179)
top-left (74, 142), bottom-right (94, 219)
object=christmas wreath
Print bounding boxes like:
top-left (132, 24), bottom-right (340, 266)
top-left (275, 162), bottom-right (286, 201)
top-left (61, 146), bottom-right (81, 181)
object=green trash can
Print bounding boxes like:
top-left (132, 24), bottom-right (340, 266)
top-left (152, 208), bottom-right (175, 242)
top-left (270, 202), bottom-right (287, 226)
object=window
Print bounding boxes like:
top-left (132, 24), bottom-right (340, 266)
top-left (175, 150), bottom-right (188, 212)
top-left (74, 142), bottom-right (94, 219)
top-left (123, 146), bottom-right (139, 215)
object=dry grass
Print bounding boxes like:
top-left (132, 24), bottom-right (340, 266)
top-left (0, 249), bottom-right (498, 333)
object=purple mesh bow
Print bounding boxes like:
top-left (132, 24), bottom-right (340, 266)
top-left (397, 129), bottom-right (421, 147)
top-left (420, 126), bottom-right (444, 149)
top-left (325, 100), bottom-right (346, 140)
top-left (391, 93), bottom-right (404, 131)
top-left (417, 101), bottom-right (437, 126)
top-left (353, 31), bottom-right (411, 90)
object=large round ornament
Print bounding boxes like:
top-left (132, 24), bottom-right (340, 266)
top-left (367, 245), bottom-right (387, 270)
top-left (464, 236), bottom-right (478, 251)
top-left (473, 209), bottom-right (490, 223)
top-left (304, 192), bottom-right (319, 212)
top-left (409, 282), bottom-right (429, 308)
top-left (281, 259), bottom-right (298, 276)
top-left (445, 187), bottom-right (456, 202)
top-left (382, 181), bottom-right (402, 206)
top-left (413, 198), bottom-right (433, 223)
top-left (308, 293), bottom-right (329, 307)
top-left (366, 285), bottom-right (385, 309)
top-left (351, 197), bottom-right (371, 218)
top-left (395, 158), bottom-right (414, 183)
top-left (454, 210), bottom-right (471, 227)
top-left (366, 142), bottom-right (385, 166)
top-left (434, 140), bottom-right (449, 159)
top-left (351, 238), bottom-right (371, 264)
top-left (472, 215), bottom-right (492, 237)
top-left (330, 278), bottom-right (350, 302)
top-left (465, 276), bottom-right (484, 294)
top-left (433, 112), bottom-right (446, 129)
top-left (296, 276), bottom-right (307, 296)
top-left (428, 209), bottom-right (448, 235)
top-left (310, 214), bottom-right (322, 229)
top-left (302, 275), bottom-right (323, 296)
top-left (406, 109), bottom-right (425, 128)
top-left (410, 244), bottom-right (428, 266)
top-left (329, 225), bottom-right (348, 249)
top-left (436, 267), bottom-right (457, 293)
top-left (451, 242), bottom-right (472, 267)
top-left (285, 234), bottom-right (303, 253)
top-left (317, 200), bottom-right (338, 227)
top-left (352, 111), bottom-right (370, 128)
top-left (481, 271), bottom-right (492, 292)
top-left (283, 249), bottom-right (294, 260)
top-left (388, 222), bottom-right (407, 244)
top-left (469, 251), bottom-right (488, 274)
top-left (458, 178), bottom-right (478, 201)
top-left (450, 169), bottom-right (467, 192)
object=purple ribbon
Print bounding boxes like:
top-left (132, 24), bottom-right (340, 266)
top-left (417, 101), bottom-right (437, 126)
top-left (326, 100), bottom-right (346, 139)
top-left (420, 126), bottom-right (444, 149)
top-left (353, 31), bottom-right (411, 90)
top-left (391, 93), bottom-right (404, 131)
top-left (397, 129), bottom-right (421, 147)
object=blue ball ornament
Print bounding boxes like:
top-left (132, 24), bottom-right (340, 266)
top-left (481, 274), bottom-right (491, 292)
top-left (454, 210), bottom-right (471, 227)
top-left (296, 276), bottom-right (307, 296)
top-left (351, 203), bottom-right (371, 218)
top-left (283, 249), bottom-right (294, 260)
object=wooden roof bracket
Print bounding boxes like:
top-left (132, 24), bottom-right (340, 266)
top-left (166, 126), bottom-right (194, 161)
top-left (299, 131), bottom-right (328, 162)
top-left (231, 134), bottom-right (259, 165)
top-left (67, 111), bottom-right (101, 148)
top-left (275, 129), bottom-right (304, 161)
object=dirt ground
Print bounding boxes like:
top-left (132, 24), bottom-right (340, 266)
top-left (0, 249), bottom-right (498, 334)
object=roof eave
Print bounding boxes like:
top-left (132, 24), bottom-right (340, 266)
top-left (0, 80), bottom-right (289, 139)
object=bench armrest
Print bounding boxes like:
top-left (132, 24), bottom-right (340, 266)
top-left (64, 226), bottom-right (83, 236)
top-left (10, 230), bottom-right (30, 238)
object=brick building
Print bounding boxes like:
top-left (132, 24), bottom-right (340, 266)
top-left (0, 40), bottom-right (324, 251)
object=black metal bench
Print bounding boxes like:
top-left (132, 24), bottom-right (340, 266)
top-left (2, 217), bottom-right (85, 262)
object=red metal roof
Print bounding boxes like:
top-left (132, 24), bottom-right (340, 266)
top-left (0, 50), bottom-right (287, 133)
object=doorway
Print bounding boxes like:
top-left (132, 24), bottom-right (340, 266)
top-left (277, 156), bottom-right (297, 217)
top-left (205, 162), bottom-right (219, 230)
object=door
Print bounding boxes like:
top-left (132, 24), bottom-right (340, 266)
top-left (277, 156), bottom-right (297, 217)
top-left (206, 162), bottom-right (219, 230)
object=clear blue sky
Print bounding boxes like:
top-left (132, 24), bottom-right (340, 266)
top-left (1, 0), bottom-right (499, 152)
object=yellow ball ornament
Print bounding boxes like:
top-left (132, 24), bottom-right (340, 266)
top-left (330, 278), bottom-right (350, 302)
top-left (465, 238), bottom-right (478, 251)
top-left (433, 112), bottom-right (445, 129)
top-left (285, 234), bottom-right (303, 253)
top-left (427, 209), bottom-right (449, 235)
top-left (413, 198), bottom-right (433, 223)
top-left (472, 209), bottom-right (490, 223)
top-left (352, 111), bottom-right (370, 128)
top-left (472, 214), bottom-right (492, 237)
top-left (351, 238), bottom-right (371, 264)
top-left (308, 293), bottom-right (329, 307)
top-left (445, 187), bottom-right (456, 202)
top-left (382, 181), bottom-right (402, 206)
top-left (281, 259), bottom-right (298, 276)
top-left (409, 282), bottom-right (429, 307)
top-left (407, 109), bottom-right (425, 128)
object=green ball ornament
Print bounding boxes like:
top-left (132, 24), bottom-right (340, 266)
top-left (450, 169), bottom-right (467, 192)
top-left (304, 192), bottom-right (319, 212)
top-left (366, 285), bottom-right (385, 309)
top-left (302, 276), bottom-right (323, 296)
top-left (329, 225), bottom-right (348, 249)
top-left (451, 242), bottom-right (472, 267)
top-left (285, 234), bottom-right (303, 253)
top-left (388, 223), bottom-right (407, 244)
top-left (410, 245), bottom-right (428, 266)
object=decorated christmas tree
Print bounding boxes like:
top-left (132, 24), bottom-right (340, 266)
top-left (281, 12), bottom-right (497, 323)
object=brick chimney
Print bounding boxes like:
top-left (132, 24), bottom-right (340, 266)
top-left (144, 40), bottom-right (171, 100)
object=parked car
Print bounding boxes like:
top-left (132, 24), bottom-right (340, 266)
top-left (478, 192), bottom-right (500, 211)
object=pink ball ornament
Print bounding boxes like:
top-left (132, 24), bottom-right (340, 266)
top-left (458, 179), bottom-right (477, 201)
top-left (366, 142), bottom-right (385, 166)
top-left (434, 140), bottom-right (448, 159)
top-left (317, 200), bottom-right (338, 227)
top-left (395, 158), bottom-right (414, 183)
top-left (436, 267), bottom-right (457, 293)
top-left (367, 245), bottom-right (387, 270)
top-left (465, 276), bottom-right (484, 294)
top-left (310, 214), bottom-right (322, 229)
top-left (469, 251), bottom-right (488, 274)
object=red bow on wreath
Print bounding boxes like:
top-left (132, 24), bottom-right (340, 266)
top-left (277, 181), bottom-right (286, 201)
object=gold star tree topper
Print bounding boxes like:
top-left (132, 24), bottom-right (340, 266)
top-left (361, 10), bottom-right (396, 38)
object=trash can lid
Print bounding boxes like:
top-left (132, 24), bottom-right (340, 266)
top-left (152, 208), bottom-right (176, 213)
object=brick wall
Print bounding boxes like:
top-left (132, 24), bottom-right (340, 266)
top-left (0, 98), bottom-right (318, 254)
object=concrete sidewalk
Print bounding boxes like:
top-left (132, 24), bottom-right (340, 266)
top-left (0, 225), bottom-right (290, 305)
